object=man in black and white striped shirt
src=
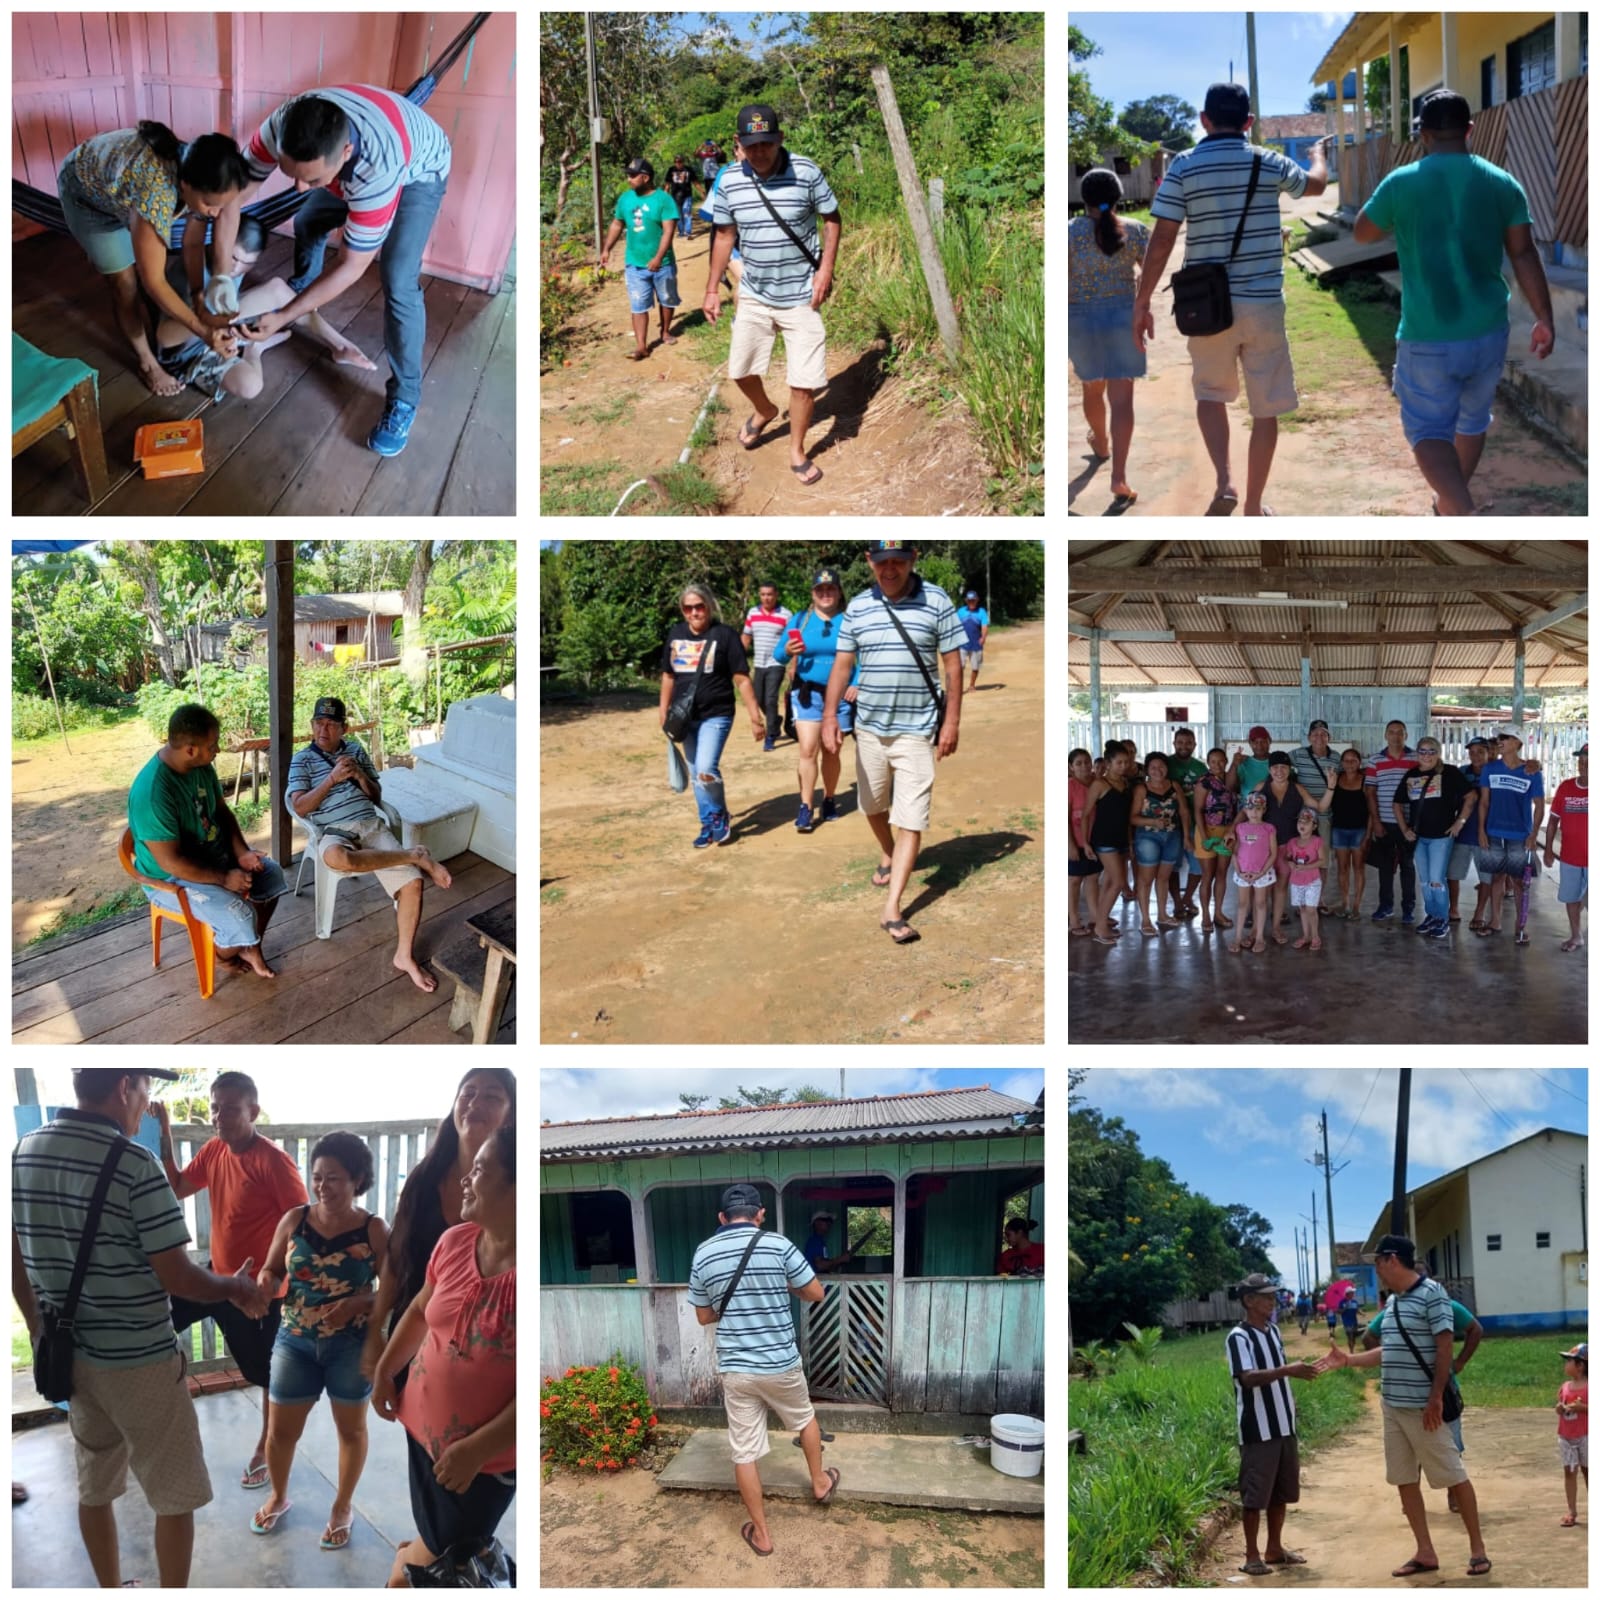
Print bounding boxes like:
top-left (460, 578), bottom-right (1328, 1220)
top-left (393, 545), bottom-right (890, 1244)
top-left (1226, 1273), bottom-right (1321, 1574)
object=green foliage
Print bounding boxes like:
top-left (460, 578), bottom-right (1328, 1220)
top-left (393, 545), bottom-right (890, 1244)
top-left (539, 1354), bottom-right (658, 1474)
top-left (1069, 27), bottom-right (1157, 170)
top-left (12, 559), bottom-right (149, 695)
top-left (24, 886), bottom-right (147, 948)
top-left (1118, 95), bottom-right (1197, 150)
top-left (11, 693), bottom-right (130, 742)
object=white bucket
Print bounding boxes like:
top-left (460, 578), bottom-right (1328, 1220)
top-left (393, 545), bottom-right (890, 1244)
top-left (988, 1413), bottom-right (1044, 1478)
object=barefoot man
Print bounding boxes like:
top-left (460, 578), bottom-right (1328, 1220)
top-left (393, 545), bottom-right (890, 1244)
top-left (286, 697), bottom-right (453, 992)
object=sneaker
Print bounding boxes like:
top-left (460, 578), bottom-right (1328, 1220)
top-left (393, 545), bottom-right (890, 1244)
top-left (763, 737), bottom-right (776, 752)
top-left (710, 811), bottom-right (733, 846)
top-left (692, 822), bottom-right (715, 849)
top-left (821, 797), bottom-right (842, 823)
top-left (1427, 921), bottom-right (1451, 939)
top-left (1401, 911), bottom-right (1417, 926)
top-left (1371, 907), bottom-right (1395, 922)
top-left (795, 804), bottom-right (814, 834)
top-left (1415, 916), bottom-right (1439, 934)
top-left (366, 399), bottom-right (417, 456)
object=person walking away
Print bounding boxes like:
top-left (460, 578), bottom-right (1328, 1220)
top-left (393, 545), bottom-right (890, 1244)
top-left (782, 569), bottom-right (857, 831)
top-left (1193, 747), bottom-right (1238, 934)
top-left (1474, 730), bottom-right (1545, 942)
top-left (1229, 726), bottom-right (1274, 800)
top-left (1282, 809), bottom-right (1326, 950)
top-left (686, 1184), bottom-right (838, 1558)
top-left (1069, 167), bottom-right (1149, 506)
top-left (1220, 791), bottom-right (1276, 955)
top-left (1365, 721), bottom-right (1420, 923)
top-left (1324, 1287), bottom-right (1340, 1340)
top-left (958, 592), bottom-right (989, 692)
top-left (1453, 738), bottom-right (1495, 930)
top-left (12, 1069), bottom-right (271, 1589)
top-left (1329, 748), bottom-right (1373, 919)
top-left (660, 584), bottom-right (766, 848)
top-left (1129, 753), bottom-right (1191, 937)
top-left (1316, 1234), bottom-right (1490, 1579)
top-left (666, 154), bottom-right (699, 240)
top-left (1543, 743), bottom-right (1588, 952)
top-left (1290, 721), bottom-right (1341, 910)
top-left (1251, 752), bottom-right (1333, 939)
top-left (1296, 1290), bottom-right (1313, 1338)
top-left (1136, 85), bottom-right (1328, 516)
top-left (704, 105), bottom-right (841, 487)
top-left (1227, 1274), bottom-right (1320, 1575)
top-left (1069, 747), bottom-right (1105, 936)
top-left (823, 542), bottom-right (965, 944)
top-left (1391, 738), bottom-right (1477, 939)
top-left (743, 582), bottom-right (794, 751)
top-left (599, 158), bottom-right (680, 359)
top-left (1166, 728), bottom-right (1209, 920)
top-left (1352, 90), bottom-right (1553, 515)
top-left (156, 1073), bottom-right (309, 1496)
top-left (1556, 1343), bottom-right (1588, 1527)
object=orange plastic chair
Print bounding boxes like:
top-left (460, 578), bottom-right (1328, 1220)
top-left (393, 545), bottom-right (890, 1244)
top-left (118, 827), bottom-right (216, 999)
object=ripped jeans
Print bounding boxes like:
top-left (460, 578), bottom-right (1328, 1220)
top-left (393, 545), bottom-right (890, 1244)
top-left (1412, 833), bottom-right (1453, 924)
top-left (681, 714), bottom-right (734, 825)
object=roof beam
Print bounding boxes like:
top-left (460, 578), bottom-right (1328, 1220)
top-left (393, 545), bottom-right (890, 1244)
top-left (1160, 630), bottom-right (1518, 644)
top-left (1407, 541), bottom-right (1586, 654)
top-left (1087, 540), bottom-right (1176, 627)
top-left (1066, 563), bottom-right (1585, 594)
top-left (1517, 594), bottom-right (1589, 639)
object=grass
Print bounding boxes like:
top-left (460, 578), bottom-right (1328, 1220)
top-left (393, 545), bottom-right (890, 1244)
top-left (1281, 266), bottom-right (1399, 395)
top-left (540, 458), bottom-right (723, 516)
top-left (12, 1305), bottom-right (223, 1371)
top-left (541, 887), bottom-right (567, 906)
top-left (23, 884), bottom-right (146, 948)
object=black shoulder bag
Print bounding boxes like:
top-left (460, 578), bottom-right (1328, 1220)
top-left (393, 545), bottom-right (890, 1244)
top-left (33, 1135), bottom-right (130, 1402)
top-left (743, 165), bottom-right (822, 272)
top-left (1391, 1279), bottom-right (1464, 1423)
top-left (881, 602), bottom-right (950, 740)
top-left (1167, 152), bottom-right (1261, 337)
top-left (663, 628), bottom-right (714, 743)
top-left (712, 1228), bottom-right (767, 1322)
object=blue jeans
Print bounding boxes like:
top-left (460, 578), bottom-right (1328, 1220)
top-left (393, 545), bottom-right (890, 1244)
top-left (1392, 326), bottom-right (1509, 445)
top-left (289, 177), bottom-right (448, 408)
top-left (1413, 834), bottom-right (1454, 923)
top-left (679, 197), bottom-right (695, 238)
top-left (682, 715), bottom-right (733, 825)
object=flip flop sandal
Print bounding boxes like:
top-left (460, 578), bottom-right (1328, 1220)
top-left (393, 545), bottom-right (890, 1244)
top-left (741, 1521), bottom-right (774, 1557)
top-left (1267, 1552), bottom-right (1308, 1565)
top-left (1466, 1556), bottom-right (1492, 1576)
top-left (1515, 929), bottom-right (1531, 944)
top-left (1239, 1560), bottom-right (1273, 1575)
top-left (251, 1501), bottom-right (293, 1535)
top-left (1140, 927), bottom-right (1161, 937)
top-left (790, 461), bottom-right (824, 485)
top-left (240, 1461), bottom-right (270, 1489)
top-left (1085, 433), bottom-right (1110, 459)
top-left (1311, 939), bottom-right (1323, 950)
top-left (739, 413), bottom-right (776, 448)
top-left (1560, 1513), bottom-right (1577, 1526)
top-left (1069, 926), bottom-right (1093, 937)
top-left (1110, 488), bottom-right (1138, 507)
top-left (871, 865), bottom-right (893, 888)
top-left (1205, 490), bottom-right (1239, 516)
top-left (1392, 1559), bottom-right (1440, 1576)
top-left (812, 1466), bottom-right (841, 1503)
top-left (881, 919), bottom-right (921, 944)
top-left (320, 1513), bottom-right (355, 1551)
top-left (1092, 933), bottom-right (1119, 946)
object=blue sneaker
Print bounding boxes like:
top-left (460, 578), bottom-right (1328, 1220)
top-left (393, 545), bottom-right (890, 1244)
top-left (710, 810), bottom-right (733, 846)
top-left (795, 804), bottom-right (814, 833)
top-left (367, 399), bottom-right (417, 456)
top-left (763, 737), bottom-right (776, 752)
top-left (692, 821), bottom-right (715, 849)
top-left (1416, 916), bottom-right (1439, 934)
top-left (1401, 911), bottom-right (1417, 926)
top-left (1427, 921), bottom-right (1451, 939)
top-left (821, 797), bottom-right (842, 823)
top-left (1371, 907), bottom-right (1395, 922)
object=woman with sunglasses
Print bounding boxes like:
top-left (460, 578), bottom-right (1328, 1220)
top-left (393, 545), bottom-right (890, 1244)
top-left (659, 583), bottom-right (766, 848)
top-left (781, 568), bottom-right (859, 833)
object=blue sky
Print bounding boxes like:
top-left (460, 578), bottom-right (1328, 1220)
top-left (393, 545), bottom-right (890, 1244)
top-left (670, 12), bottom-right (807, 60)
top-left (1073, 1069), bottom-right (1587, 1286)
top-left (1073, 11), bottom-right (1353, 130)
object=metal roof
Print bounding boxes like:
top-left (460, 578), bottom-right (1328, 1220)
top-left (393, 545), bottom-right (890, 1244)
top-left (540, 1086), bottom-right (1040, 1161)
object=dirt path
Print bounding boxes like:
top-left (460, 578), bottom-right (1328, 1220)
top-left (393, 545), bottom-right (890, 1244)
top-left (1193, 1324), bottom-right (1587, 1588)
top-left (1068, 189), bottom-right (1584, 518)
top-left (541, 230), bottom-right (994, 515)
top-left (540, 622), bottom-right (1044, 1043)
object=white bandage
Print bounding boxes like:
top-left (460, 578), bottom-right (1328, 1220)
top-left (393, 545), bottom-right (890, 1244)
top-left (204, 274), bottom-right (241, 317)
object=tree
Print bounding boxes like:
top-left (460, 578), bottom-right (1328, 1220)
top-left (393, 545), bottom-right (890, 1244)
top-left (1069, 27), bottom-right (1153, 170)
top-left (1118, 94), bottom-right (1197, 151)
top-left (1221, 1204), bottom-right (1277, 1276)
top-left (1306, 89), bottom-right (1329, 113)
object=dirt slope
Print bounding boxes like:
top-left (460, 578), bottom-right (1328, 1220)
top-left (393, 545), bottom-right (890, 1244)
top-left (539, 623), bottom-right (1045, 1044)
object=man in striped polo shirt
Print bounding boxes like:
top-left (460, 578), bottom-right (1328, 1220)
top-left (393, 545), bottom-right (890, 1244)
top-left (218, 84), bottom-right (452, 457)
top-left (742, 582), bottom-right (793, 750)
top-left (823, 542), bottom-right (965, 944)
top-left (1135, 83), bottom-right (1329, 516)
top-left (1226, 1273), bottom-right (1320, 1575)
top-left (703, 104), bottom-right (841, 487)
top-left (1365, 720), bottom-right (1420, 922)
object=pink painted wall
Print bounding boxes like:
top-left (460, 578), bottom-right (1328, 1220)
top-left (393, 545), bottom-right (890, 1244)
top-left (12, 11), bottom-right (515, 291)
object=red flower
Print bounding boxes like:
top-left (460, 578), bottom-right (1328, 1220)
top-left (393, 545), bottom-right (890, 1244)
top-left (648, 1415), bottom-right (658, 1426)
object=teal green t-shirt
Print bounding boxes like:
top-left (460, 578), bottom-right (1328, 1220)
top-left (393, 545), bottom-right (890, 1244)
top-left (1368, 1296), bottom-right (1477, 1340)
top-left (612, 186), bottom-right (679, 269)
top-left (128, 751), bottom-right (231, 882)
top-left (1235, 755), bottom-right (1271, 799)
top-left (1362, 154), bottom-right (1531, 342)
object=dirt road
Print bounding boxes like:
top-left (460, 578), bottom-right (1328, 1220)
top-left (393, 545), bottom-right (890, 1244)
top-left (1068, 189), bottom-right (1584, 518)
top-left (539, 622), bottom-right (1044, 1044)
top-left (541, 229), bottom-right (994, 515)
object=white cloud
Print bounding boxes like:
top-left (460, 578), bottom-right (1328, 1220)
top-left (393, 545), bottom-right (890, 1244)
top-left (1203, 1102), bottom-right (1281, 1149)
top-left (1077, 1068), bottom-right (1223, 1108)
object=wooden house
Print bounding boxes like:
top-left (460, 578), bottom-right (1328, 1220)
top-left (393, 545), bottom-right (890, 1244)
top-left (540, 1086), bottom-right (1045, 1419)
top-left (200, 589), bottom-right (404, 663)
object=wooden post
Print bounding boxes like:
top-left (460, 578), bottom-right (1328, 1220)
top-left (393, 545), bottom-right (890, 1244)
top-left (435, 647), bottom-right (444, 739)
top-left (265, 542), bottom-right (296, 866)
top-left (19, 578), bottom-right (71, 753)
top-left (928, 176), bottom-right (944, 231)
top-left (251, 748), bottom-right (261, 805)
top-left (871, 63), bottom-right (961, 364)
top-left (852, 142), bottom-right (863, 174)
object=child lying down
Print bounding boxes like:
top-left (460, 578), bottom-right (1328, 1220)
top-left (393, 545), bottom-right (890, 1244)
top-left (153, 215), bottom-right (376, 401)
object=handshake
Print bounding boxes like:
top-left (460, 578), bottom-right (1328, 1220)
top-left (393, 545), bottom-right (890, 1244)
top-left (227, 1257), bottom-right (271, 1320)
top-left (1312, 1344), bottom-right (1350, 1375)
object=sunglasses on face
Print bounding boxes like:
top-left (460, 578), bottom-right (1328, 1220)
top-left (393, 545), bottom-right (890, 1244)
top-left (682, 604), bottom-right (707, 613)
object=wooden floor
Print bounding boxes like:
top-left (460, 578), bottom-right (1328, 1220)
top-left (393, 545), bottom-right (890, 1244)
top-left (12, 229), bottom-right (515, 515)
top-left (11, 848), bottom-right (515, 1044)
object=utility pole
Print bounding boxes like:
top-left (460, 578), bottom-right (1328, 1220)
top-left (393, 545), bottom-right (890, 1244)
top-left (1300, 1193), bottom-right (1320, 1288)
top-left (1392, 1069), bottom-right (1412, 1236)
top-left (1310, 1110), bottom-right (1350, 1291)
top-left (584, 14), bottom-right (604, 261)
top-left (1246, 12), bottom-right (1262, 124)
top-left (1581, 1163), bottom-right (1587, 1252)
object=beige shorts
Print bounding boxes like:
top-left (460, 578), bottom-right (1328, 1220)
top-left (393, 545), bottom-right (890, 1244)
top-left (1383, 1401), bottom-right (1469, 1488)
top-left (727, 296), bottom-right (829, 390)
top-left (722, 1363), bottom-right (816, 1465)
top-left (70, 1349), bottom-right (214, 1514)
top-left (854, 726), bottom-right (938, 832)
top-left (317, 814), bottom-right (423, 897)
top-left (1188, 297), bottom-right (1298, 417)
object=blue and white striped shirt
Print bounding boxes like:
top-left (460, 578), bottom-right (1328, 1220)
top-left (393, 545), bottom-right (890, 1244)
top-left (836, 577), bottom-right (966, 739)
top-left (285, 737), bottom-right (382, 835)
top-left (712, 149), bottom-right (838, 308)
top-left (688, 1225), bottom-right (815, 1375)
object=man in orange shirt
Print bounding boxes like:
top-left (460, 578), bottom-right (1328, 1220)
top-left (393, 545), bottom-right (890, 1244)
top-left (156, 1072), bottom-right (308, 1490)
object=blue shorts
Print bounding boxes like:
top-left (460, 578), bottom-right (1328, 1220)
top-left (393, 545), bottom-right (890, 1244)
top-left (1133, 828), bottom-right (1183, 867)
top-left (1392, 326), bottom-right (1509, 446)
top-left (791, 689), bottom-right (853, 732)
top-left (58, 156), bottom-right (139, 274)
top-left (1069, 294), bottom-right (1148, 383)
top-left (1332, 827), bottom-right (1368, 851)
top-left (139, 855), bottom-right (288, 949)
top-left (269, 1325), bottom-right (373, 1406)
top-left (1558, 863), bottom-right (1588, 904)
top-left (1476, 837), bottom-right (1529, 879)
top-left (625, 262), bottom-right (680, 313)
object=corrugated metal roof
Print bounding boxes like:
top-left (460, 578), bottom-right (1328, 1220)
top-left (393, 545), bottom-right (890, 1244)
top-left (540, 1086), bottom-right (1040, 1161)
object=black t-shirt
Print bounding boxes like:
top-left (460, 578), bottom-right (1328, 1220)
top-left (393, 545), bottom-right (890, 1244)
top-left (1395, 762), bottom-right (1472, 838)
top-left (667, 166), bottom-right (695, 203)
top-left (661, 621), bottom-right (748, 721)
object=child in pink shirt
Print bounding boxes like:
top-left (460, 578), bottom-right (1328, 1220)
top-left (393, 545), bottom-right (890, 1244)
top-left (1282, 808), bottom-right (1327, 951)
top-left (1221, 791), bottom-right (1276, 955)
top-left (1557, 1343), bottom-right (1587, 1525)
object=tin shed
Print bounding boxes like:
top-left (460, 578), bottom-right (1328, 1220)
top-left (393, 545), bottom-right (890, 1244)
top-left (540, 1086), bottom-right (1045, 1418)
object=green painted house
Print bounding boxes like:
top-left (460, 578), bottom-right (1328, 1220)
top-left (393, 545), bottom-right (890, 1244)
top-left (540, 1085), bottom-right (1045, 1417)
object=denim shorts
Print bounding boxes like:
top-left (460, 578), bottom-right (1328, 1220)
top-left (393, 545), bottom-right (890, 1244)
top-left (268, 1326), bottom-right (373, 1406)
top-left (140, 856), bottom-right (288, 949)
top-left (1558, 863), bottom-right (1588, 904)
top-left (1476, 837), bottom-right (1529, 878)
top-left (1069, 295), bottom-right (1147, 383)
top-left (1392, 326), bottom-right (1509, 445)
top-left (58, 156), bottom-right (140, 274)
top-left (791, 689), bottom-right (853, 731)
top-left (1332, 827), bottom-right (1368, 851)
top-left (1133, 828), bottom-right (1183, 867)
top-left (625, 262), bottom-right (680, 313)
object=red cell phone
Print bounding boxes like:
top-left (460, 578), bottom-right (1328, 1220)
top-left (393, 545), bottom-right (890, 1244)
top-left (788, 629), bottom-right (804, 646)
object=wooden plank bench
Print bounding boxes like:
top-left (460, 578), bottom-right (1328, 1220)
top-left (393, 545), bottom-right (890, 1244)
top-left (430, 914), bottom-right (515, 1041)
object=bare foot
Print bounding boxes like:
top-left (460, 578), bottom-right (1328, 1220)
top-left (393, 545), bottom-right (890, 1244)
top-left (408, 847), bottom-right (453, 889)
top-left (393, 955), bottom-right (438, 993)
top-left (240, 949), bottom-right (277, 979)
top-left (140, 363), bottom-right (184, 396)
top-left (327, 338), bottom-right (377, 370)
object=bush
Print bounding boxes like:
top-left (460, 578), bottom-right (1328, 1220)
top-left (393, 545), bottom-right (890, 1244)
top-left (540, 1354), bottom-right (658, 1474)
top-left (11, 692), bottom-right (128, 741)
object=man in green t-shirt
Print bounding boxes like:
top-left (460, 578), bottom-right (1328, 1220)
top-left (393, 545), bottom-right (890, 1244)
top-left (127, 703), bottom-right (287, 980)
top-left (1353, 89), bottom-right (1554, 517)
top-left (598, 157), bottom-right (682, 361)
top-left (1166, 726), bottom-right (1209, 920)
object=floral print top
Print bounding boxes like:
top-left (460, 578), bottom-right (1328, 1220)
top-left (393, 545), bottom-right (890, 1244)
top-left (280, 1207), bottom-right (378, 1339)
top-left (68, 129), bottom-right (186, 245)
top-left (1069, 214), bottom-right (1149, 304)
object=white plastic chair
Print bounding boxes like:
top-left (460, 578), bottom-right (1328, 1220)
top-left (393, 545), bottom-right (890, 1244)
top-left (289, 798), bottom-right (403, 940)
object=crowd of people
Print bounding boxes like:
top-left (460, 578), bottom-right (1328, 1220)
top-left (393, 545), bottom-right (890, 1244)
top-left (1070, 718), bottom-right (1587, 953)
top-left (11, 1069), bottom-right (516, 1588)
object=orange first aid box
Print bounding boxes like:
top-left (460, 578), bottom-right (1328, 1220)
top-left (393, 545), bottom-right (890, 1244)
top-left (133, 419), bottom-right (205, 479)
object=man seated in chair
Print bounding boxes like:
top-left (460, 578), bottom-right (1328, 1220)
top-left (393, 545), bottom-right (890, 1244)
top-left (128, 703), bottom-right (287, 979)
top-left (285, 697), bottom-right (454, 993)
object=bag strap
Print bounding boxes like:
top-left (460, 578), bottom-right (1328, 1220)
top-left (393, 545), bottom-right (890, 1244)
top-left (881, 596), bottom-right (943, 710)
top-left (714, 1227), bottom-right (767, 1321)
top-left (59, 1137), bottom-right (131, 1330)
top-left (743, 162), bottom-right (821, 272)
top-left (1226, 153), bottom-right (1263, 264)
top-left (1391, 1279), bottom-right (1448, 1388)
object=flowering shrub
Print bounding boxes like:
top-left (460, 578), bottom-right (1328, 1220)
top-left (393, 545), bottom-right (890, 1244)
top-left (540, 1351), bottom-right (658, 1473)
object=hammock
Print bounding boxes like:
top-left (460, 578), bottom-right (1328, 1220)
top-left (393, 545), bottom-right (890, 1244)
top-left (12, 12), bottom-right (489, 251)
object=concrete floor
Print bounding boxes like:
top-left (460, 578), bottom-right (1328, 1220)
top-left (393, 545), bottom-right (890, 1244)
top-left (1069, 869), bottom-right (1587, 1043)
top-left (11, 1383), bottom-right (516, 1587)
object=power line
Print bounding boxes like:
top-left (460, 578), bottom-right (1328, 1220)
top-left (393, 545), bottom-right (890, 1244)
top-left (1332, 1068), bottom-right (1383, 1166)
top-left (1529, 1068), bottom-right (1588, 1107)
top-left (1457, 1069), bottom-right (1584, 1179)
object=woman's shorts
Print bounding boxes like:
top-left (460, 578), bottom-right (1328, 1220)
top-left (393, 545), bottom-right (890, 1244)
top-left (1560, 1435), bottom-right (1588, 1471)
top-left (1069, 851), bottom-right (1103, 878)
top-left (1289, 881), bottom-right (1321, 907)
top-left (728, 297), bottom-right (828, 390)
top-left (1132, 828), bottom-right (1183, 867)
top-left (139, 856), bottom-right (288, 949)
top-left (1392, 326), bottom-right (1509, 446)
top-left (790, 688), bottom-right (852, 732)
top-left (1476, 838), bottom-right (1529, 878)
top-left (57, 157), bottom-right (137, 274)
top-left (1232, 867), bottom-right (1277, 890)
top-left (1558, 863), bottom-right (1588, 904)
top-left (1332, 827), bottom-right (1367, 852)
top-left (269, 1326), bottom-right (373, 1406)
top-left (1188, 298), bottom-right (1298, 417)
top-left (1068, 294), bottom-right (1147, 382)
top-left (625, 261), bottom-right (680, 313)
top-left (405, 1428), bottom-right (516, 1558)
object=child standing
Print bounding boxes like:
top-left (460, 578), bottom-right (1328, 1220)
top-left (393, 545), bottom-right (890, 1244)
top-left (1222, 791), bottom-right (1276, 955)
top-left (1193, 747), bottom-right (1239, 934)
top-left (1069, 747), bottom-right (1103, 936)
top-left (1283, 808), bottom-right (1327, 950)
top-left (1558, 1342), bottom-right (1587, 1527)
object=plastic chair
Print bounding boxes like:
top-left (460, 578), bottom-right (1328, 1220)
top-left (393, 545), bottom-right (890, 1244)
top-left (117, 828), bottom-right (216, 999)
top-left (289, 799), bottom-right (403, 940)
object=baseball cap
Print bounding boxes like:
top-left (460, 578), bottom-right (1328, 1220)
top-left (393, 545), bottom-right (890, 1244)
top-left (1561, 1343), bottom-right (1588, 1361)
top-left (1578, 743), bottom-right (1589, 757)
top-left (624, 157), bottom-right (654, 177)
top-left (1308, 719), bottom-right (1330, 733)
top-left (736, 104), bottom-right (782, 145)
top-left (312, 697), bottom-right (347, 723)
top-left (1268, 750), bottom-right (1293, 768)
top-left (1243, 791), bottom-right (1268, 808)
top-left (810, 1210), bottom-right (837, 1224)
top-left (1375, 1232), bottom-right (1417, 1266)
top-left (1497, 729), bottom-right (1524, 744)
top-left (866, 539), bottom-right (915, 558)
top-left (1466, 737), bottom-right (1490, 750)
top-left (1234, 1272), bottom-right (1277, 1298)
top-left (1419, 88), bottom-right (1471, 132)
top-left (720, 1182), bottom-right (763, 1212)
top-left (811, 568), bottom-right (842, 589)
top-left (965, 590), bottom-right (979, 599)
top-left (1248, 725), bottom-right (1271, 741)
top-left (73, 1068), bottom-right (182, 1084)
